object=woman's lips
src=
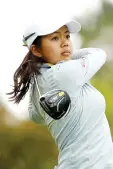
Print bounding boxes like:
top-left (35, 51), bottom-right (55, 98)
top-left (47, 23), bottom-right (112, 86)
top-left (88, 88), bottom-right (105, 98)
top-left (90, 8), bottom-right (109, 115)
top-left (61, 51), bottom-right (71, 56)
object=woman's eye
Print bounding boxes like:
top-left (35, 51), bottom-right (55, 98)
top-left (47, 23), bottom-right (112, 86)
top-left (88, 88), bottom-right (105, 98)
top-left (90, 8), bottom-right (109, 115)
top-left (66, 34), bottom-right (70, 39)
top-left (52, 36), bottom-right (59, 41)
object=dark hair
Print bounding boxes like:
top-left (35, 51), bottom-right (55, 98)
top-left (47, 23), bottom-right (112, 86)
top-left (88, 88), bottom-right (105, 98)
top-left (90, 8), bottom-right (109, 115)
top-left (7, 36), bottom-right (45, 104)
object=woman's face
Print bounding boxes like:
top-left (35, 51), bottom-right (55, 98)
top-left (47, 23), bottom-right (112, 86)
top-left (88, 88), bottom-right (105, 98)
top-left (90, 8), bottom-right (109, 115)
top-left (38, 25), bottom-right (73, 64)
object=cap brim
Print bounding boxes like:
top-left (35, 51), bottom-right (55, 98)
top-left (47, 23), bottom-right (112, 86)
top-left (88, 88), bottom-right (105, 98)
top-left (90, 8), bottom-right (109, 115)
top-left (66, 20), bottom-right (81, 34)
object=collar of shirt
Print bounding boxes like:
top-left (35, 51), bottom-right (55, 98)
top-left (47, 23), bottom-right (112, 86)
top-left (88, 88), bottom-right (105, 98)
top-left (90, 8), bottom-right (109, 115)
top-left (41, 61), bottom-right (65, 69)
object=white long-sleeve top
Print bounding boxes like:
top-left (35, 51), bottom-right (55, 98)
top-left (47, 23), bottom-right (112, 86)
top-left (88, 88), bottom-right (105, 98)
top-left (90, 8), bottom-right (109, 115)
top-left (28, 48), bottom-right (113, 169)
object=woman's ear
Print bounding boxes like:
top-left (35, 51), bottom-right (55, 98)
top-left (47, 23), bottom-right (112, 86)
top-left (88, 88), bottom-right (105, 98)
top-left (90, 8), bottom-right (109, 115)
top-left (30, 45), bottom-right (42, 57)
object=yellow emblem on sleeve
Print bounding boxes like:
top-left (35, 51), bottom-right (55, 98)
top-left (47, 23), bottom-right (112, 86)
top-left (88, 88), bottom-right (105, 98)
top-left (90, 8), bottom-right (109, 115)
top-left (58, 92), bottom-right (64, 96)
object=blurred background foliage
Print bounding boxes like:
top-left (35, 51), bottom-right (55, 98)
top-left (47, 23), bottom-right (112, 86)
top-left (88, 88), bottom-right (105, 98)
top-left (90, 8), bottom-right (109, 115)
top-left (0, 0), bottom-right (113, 168)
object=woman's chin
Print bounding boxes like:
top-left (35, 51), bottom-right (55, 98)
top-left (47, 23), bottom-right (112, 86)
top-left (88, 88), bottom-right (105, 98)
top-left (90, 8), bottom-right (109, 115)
top-left (63, 56), bottom-right (72, 61)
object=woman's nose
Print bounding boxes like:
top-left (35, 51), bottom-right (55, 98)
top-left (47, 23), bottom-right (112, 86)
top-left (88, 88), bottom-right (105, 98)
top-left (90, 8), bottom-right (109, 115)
top-left (60, 39), bottom-right (69, 48)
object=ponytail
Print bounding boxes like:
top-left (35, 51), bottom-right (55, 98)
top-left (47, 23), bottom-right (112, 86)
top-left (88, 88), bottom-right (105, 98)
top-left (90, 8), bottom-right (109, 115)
top-left (7, 36), bottom-right (44, 104)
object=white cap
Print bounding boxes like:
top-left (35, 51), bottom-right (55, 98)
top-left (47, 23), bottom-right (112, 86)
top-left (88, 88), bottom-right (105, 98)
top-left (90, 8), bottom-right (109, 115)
top-left (23, 19), bottom-right (81, 48)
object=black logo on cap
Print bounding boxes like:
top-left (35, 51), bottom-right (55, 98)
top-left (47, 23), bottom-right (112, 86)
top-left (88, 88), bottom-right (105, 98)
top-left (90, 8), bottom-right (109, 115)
top-left (23, 32), bottom-right (36, 41)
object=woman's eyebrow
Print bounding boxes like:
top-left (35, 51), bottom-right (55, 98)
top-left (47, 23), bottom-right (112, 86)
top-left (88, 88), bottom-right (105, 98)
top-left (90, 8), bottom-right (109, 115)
top-left (53, 30), bottom-right (69, 34)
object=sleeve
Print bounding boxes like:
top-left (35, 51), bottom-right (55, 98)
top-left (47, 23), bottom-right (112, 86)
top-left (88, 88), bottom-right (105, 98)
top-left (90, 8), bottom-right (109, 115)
top-left (28, 84), bottom-right (45, 125)
top-left (52, 48), bottom-right (107, 87)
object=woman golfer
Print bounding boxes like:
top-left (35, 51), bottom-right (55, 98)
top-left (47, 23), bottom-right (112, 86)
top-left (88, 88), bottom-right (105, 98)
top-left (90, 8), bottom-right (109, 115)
top-left (8, 18), bottom-right (113, 168)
